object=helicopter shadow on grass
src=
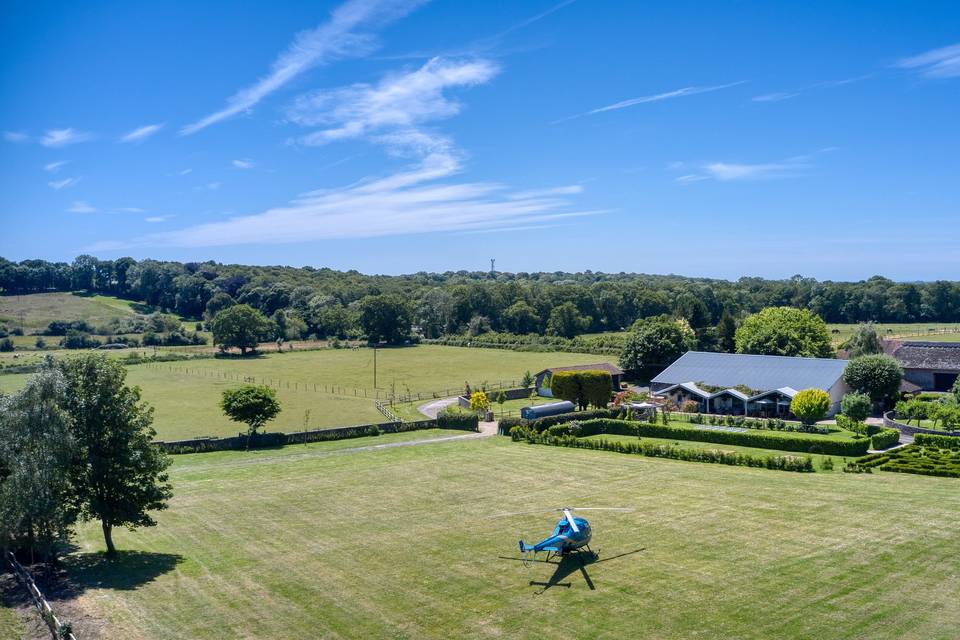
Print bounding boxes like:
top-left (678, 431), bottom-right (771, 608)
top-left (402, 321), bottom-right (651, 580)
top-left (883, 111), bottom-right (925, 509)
top-left (498, 548), bottom-right (645, 595)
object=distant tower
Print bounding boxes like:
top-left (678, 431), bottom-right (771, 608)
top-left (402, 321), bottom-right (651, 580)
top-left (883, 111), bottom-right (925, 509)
top-left (490, 258), bottom-right (496, 276)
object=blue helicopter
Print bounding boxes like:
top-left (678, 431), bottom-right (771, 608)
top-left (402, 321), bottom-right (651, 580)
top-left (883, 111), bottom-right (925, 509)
top-left (509, 507), bottom-right (633, 563)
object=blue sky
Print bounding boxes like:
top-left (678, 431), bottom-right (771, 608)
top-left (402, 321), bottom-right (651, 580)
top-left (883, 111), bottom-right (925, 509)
top-left (1, 0), bottom-right (958, 280)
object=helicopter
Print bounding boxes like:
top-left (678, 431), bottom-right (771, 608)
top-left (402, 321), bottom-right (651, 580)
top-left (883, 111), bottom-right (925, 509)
top-left (506, 507), bottom-right (633, 563)
top-left (496, 507), bottom-right (639, 593)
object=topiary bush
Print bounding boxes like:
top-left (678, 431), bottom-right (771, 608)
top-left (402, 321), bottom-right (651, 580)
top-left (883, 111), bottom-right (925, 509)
top-left (840, 392), bottom-right (872, 422)
top-left (437, 406), bottom-right (480, 431)
top-left (790, 389), bottom-right (831, 426)
top-left (870, 428), bottom-right (900, 450)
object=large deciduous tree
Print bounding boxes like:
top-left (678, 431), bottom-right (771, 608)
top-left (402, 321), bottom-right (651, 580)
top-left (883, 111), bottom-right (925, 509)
top-left (0, 361), bottom-right (76, 563)
top-left (734, 307), bottom-right (834, 358)
top-left (211, 304), bottom-right (271, 354)
top-left (358, 294), bottom-right (412, 344)
top-left (844, 323), bottom-right (883, 358)
top-left (59, 354), bottom-right (172, 555)
top-left (545, 302), bottom-right (590, 338)
top-left (618, 317), bottom-right (695, 374)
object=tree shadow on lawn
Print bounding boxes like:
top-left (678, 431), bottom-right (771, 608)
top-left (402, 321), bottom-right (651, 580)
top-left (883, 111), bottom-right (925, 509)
top-left (61, 550), bottom-right (184, 593)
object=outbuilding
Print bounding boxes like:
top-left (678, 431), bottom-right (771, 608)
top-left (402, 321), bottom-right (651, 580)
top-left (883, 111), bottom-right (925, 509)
top-left (884, 341), bottom-right (960, 392)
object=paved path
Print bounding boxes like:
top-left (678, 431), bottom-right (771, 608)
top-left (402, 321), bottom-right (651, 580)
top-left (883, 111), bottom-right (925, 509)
top-left (417, 396), bottom-right (460, 419)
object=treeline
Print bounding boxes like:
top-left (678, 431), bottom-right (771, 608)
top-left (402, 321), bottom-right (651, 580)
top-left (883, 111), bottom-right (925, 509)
top-left (3, 256), bottom-right (960, 341)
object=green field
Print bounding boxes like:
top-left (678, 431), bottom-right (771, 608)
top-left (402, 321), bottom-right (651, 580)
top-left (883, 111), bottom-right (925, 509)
top-left (827, 322), bottom-right (960, 344)
top-left (0, 346), bottom-right (611, 440)
top-left (0, 292), bottom-right (150, 333)
top-left (54, 434), bottom-right (960, 639)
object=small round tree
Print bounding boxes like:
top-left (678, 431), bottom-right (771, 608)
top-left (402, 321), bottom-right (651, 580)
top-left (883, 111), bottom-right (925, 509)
top-left (469, 390), bottom-right (489, 416)
top-left (843, 354), bottom-right (903, 406)
top-left (790, 388), bottom-right (831, 427)
top-left (840, 392), bottom-right (872, 422)
top-left (495, 390), bottom-right (506, 416)
top-left (221, 385), bottom-right (281, 447)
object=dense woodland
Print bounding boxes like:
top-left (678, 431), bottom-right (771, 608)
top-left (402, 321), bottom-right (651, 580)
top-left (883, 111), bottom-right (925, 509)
top-left (2, 256), bottom-right (960, 341)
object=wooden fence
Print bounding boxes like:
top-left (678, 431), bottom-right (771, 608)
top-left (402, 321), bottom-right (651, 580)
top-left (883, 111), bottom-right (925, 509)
top-left (5, 550), bottom-right (77, 640)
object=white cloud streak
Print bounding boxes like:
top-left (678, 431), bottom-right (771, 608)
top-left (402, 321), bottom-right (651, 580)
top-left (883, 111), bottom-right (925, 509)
top-left (44, 161), bottom-right (69, 172)
top-left (897, 43), bottom-right (960, 78)
top-left (555, 81), bottom-right (744, 123)
top-left (40, 128), bottom-right (94, 147)
top-left (288, 57), bottom-right (498, 154)
top-left (66, 201), bottom-right (96, 213)
top-left (672, 157), bottom-right (811, 183)
top-left (115, 207), bottom-right (146, 213)
top-left (752, 74), bottom-right (872, 103)
top-left (181, 0), bottom-right (427, 135)
top-left (86, 153), bottom-right (600, 251)
top-left (4, 131), bottom-right (29, 142)
top-left (120, 123), bottom-right (165, 143)
top-left (48, 177), bottom-right (80, 190)
top-left (232, 159), bottom-right (256, 169)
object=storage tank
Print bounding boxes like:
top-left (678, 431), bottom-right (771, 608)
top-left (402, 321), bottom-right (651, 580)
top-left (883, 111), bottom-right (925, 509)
top-left (520, 401), bottom-right (576, 420)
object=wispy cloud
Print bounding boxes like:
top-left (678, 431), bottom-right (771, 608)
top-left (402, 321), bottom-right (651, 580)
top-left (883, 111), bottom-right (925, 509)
top-left (896, 43), bottom-right (960, 78)
top-left (232, 159), bottom-right (256, 169)
top-left (44, 160), bottom-right (69, 172)
top-left (553, 81), bottom-right (745, 123)
top-left (195, 181), bottom-right (222, 191)
top-left (181, 0), bottom-right (427, 135)
top-left (4, 131), bottom-right (29, 143)
top-left (87, 153), bottom-right (600, 251)
top-left (40, 128), bottom-right (94, 147)
top-left (288, 57), bottom-right (498, 154)
top-left (120, 123), bottom-right (164, 143)
top-left (144, 215), bottom-right (173, 223)
top-left (115, 207), bottom-right (146, 213)
top-left (752, 74), bottom-right (872, 103)
top-left (176, 168), bottom-right (193, 176)
top-left (671, 156), bottom-right (812, 183)
top-left (66, 201), bottom-right (96, 213)
top-left (48, 177), bottom-right (80, 190)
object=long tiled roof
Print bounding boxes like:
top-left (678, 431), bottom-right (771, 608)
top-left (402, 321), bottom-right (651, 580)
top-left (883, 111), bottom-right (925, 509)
top-left (652, 351), bottom-right (847, 392)
top-left (885, 341), bottom-right (960, 371)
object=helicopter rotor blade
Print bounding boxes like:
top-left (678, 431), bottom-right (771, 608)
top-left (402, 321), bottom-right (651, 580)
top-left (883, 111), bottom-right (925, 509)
top-left (566, 507), bottom-right (634, 512)
top-left (562, 508), bottom-right (580, 533)
top-left (491, 509), bottom-right (563, 518)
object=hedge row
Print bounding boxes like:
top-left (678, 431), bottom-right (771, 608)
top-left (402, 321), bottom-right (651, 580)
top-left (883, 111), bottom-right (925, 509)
top-left (857, 445), bottom-right (960, 478)
top-left (436, 407), bottom-right (480, 430)
top-left (158, 419), bottom-right (456, 454)
top-left (538, 418), bottom-right (871, 457)
top-left (496, 408), bottom-right (622, 436)
top-left (514, 431), bottom-right (814, 472)
top-left (835, 414), bottom-right (883, 436)
top-left (914, 433), bottom-right (960, 449)
top-left (870, 428), bottom-right (900, 450)
top-left (684, 413), bottom-right (829, 434)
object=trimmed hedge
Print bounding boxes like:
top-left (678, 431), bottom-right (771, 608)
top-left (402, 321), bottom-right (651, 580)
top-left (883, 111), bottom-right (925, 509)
top-left (835, 414), bottom-right (882, 436)
top-left (528, 408), bottom-right (621, 433)
top-left (516, 432), bottom-right (814, 472)
top-left (914, 433), bottom-right (960, 449)
top-left (684, 413), bottom-right (829, 435)
top-left (857, 443), bottom-right (960, 478)
top-left (436, 407), bottom-right (480, 430)
top-left (497, 416), bottom-right (526, 436)
top-left (870, 428), bottom-right (900, 450)
top-left (543, 418), bottom-right (871, 457)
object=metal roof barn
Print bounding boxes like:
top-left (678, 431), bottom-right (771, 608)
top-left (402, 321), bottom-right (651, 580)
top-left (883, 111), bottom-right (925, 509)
top-left (651, 351), bottom-right (848, 393)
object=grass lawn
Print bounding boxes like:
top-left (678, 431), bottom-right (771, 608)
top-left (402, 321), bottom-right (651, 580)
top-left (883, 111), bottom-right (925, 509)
top-left (0, 605), bottom-right (24, 640)
top-left (582, 433), bottom-right (843, 471)
top-left (58, 435), bottom-right (960, 639)
top-left (0, 346), bottom-right (610, 440)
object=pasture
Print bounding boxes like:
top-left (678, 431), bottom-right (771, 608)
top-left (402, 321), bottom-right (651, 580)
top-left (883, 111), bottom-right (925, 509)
top-left (0, 346), bottom-right (610, 440)
top-left (0, 292), bottom-right (147, 333)
top-left (58, 435), bottom-right (960, 639)
top-left (827, 322), bottom-right (960, 344)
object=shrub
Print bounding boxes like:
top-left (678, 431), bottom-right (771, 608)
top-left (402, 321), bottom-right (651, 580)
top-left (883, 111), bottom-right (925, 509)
top-left (469, 391), bottom-right (489, 414)
top-left (575, 418), bottom-right (870, 456)
top-left (680, 399), bottom-right (701, 413)
top-left (515, 431), bottom-right (814, 472)
top-left (840, 392), bottom-right (872, 422)
top-left (527, 408), bottom-right (621, 433)
top-left (437, 406), bottom-right (480, 431)
top-left (914, 433), bottom-right (960, 449)
top-left (498, 416), bottom-right (526, 435)
top-left (870, 428), bottom-right (900, 450)
top-left (34, 336), bottom-right (46, 349)
top-left (0, 338), bottom-right (13, 352)
top-left (790, 389), bottom-right (831, 426)
top-left (821, 457), bottom-right (835, 471)
top-left (61, 331), bottom-right (101, 349)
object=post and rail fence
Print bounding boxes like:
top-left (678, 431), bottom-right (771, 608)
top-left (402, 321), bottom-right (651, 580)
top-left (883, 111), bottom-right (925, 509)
top-left (5, 550), bottom-right (77, 640)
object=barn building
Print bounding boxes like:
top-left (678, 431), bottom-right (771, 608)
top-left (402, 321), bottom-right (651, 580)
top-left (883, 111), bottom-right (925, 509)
top-left (885, 341), bottom-right (960, 392)
top-left (650, 351), bottom-right (850, 417)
